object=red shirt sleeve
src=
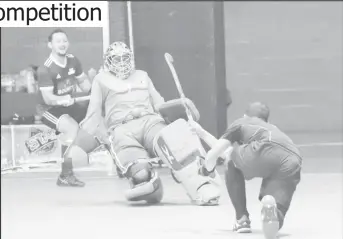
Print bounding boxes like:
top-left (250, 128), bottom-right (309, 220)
top-left (73, 56), bottom-right (84, 77)
top-left (220, 118), bottom-right (245, 143)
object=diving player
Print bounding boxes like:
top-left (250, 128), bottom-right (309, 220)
top-left (85, 41), bottom-right (222, 205)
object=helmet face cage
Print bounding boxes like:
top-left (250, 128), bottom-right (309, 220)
top-left (104, 42), bottom-right (134, 79)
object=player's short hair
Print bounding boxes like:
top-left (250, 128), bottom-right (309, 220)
top-left (48, 28), bottom-right (68, 42)
top-left (245, 102), bottom-right (270, 122)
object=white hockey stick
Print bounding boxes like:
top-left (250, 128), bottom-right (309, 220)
top-left (74, 95), bottom-right (91, 102)
top-left (164, 52), bottom-right (232, 170)
top-left (164, 53), bottom-right (194, 122)
top-left (193, 123), bottom-right (234, 171)
top-left (204, 138), bottom-right (232, 172)
top-left (57, 95), bottom-right (91, 105)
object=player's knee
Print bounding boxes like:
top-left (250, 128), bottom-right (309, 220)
top-left (128, 161), bottom-right (153, 184)
top-left (124, 161), bottom-right (163, 204)
top-left (57, 115), bottom-right (79, 144)
top-left (66, 145), bottom-right (90, 168)
top-left (57, 114), bottom-right (78, 134)
top-left (73, 129), bottom-right (100, 153)
top-left (133, 169), bottom-right (151, 184)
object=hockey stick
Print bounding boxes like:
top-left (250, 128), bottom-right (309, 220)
top-left (164, 53), bottom-right (210, 157)
top-left (192, 121), bottom-right (234, 171)
top-left (203, 138), bottom-right (232, 172)
top-left (57, 95), bottom-right (91, 105)
top-left (164, 53), bottom-right (232, 170)
top-left (164, 53), bottom-right (194, 122)
top-left (74, 95), bottom-right (90, 102)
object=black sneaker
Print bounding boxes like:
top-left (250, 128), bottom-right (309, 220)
top-left (57, 173), bottom-right (85, 187)
top-left (233, 215), bottom-right (252, 233)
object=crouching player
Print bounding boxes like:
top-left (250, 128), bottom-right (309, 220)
top-left (192, 102), bottom-right (302, 236)
top-left (37, 29), bottom-right (100, 187)
top-left (85, 41), bottom-right (221, 205)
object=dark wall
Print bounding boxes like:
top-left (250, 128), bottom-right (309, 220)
top-left (131, 2), bottom-right (228, 137)
top-left (1, 27), bottom-right (103, 73)
top-left (224, 2), bottom-right (343, 132)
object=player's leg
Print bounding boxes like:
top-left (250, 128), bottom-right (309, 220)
top-left (58, 104), bottom-right (101, 184)
top-left (41, 107), bottom-right (84, 186)
top-left (141, 115), bottom-right (167, 157)
top-left (224, 141), bottom-right (276, 232)
top-left (109, 124), bottom-right (163, 204)
top-left (42, 105), bottom-right (100, 187)
top-left (259, 156), bottom-right (301, 230)
top-left (224, 147), bottom-right (251, 233)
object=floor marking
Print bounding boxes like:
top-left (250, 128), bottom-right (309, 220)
top-left (298, 142), bottom-right (343, 147)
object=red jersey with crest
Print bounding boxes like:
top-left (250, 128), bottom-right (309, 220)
top-left (36, 54), bottom-right (84, 112)
top-left (37, 54), bottom-right (83, 96)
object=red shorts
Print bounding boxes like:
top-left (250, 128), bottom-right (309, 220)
top-left (232, 141), bottom-right (302, 210)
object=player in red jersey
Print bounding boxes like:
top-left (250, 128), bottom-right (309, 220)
top-left (191, 102), bottom-right (302, 235)
top-left (37, 29), bottom-right (100, 187)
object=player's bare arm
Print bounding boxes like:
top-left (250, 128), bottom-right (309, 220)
top-left (75, 73), bottom-right (91, 92)
top-left (74, 57), bottom-right (92, 93)
top-left (188, 120), bottom-right (233, 172)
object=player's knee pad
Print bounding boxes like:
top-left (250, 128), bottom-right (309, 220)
top-left (124, 161), bottom-right (163, 204)
top-left (153, 119), bottom-right (222, 206)
top-left (127, 161), bottom-right (152, 184)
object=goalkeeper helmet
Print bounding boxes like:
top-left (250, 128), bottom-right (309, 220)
top-left (104, 42), bottom-right (134, 79)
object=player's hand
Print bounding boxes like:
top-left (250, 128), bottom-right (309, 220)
top-left (188, 120), bottom-right (203, 135)
top-left (63, 97), bottom-right (75, 107)
top-left (57, 95), bottom-right (75, 107)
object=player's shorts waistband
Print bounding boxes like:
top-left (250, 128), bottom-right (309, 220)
top-left (108, 111), bottom-right (156, 131)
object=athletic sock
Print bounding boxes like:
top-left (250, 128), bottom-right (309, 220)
top-left (61, 158), bottom-right (73, 176)
top-left (61, 145), bottom-right (68, 156)
top-left (60, 145), bottom-right (73, 176)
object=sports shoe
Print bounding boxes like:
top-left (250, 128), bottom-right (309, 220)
top-left (261, 195), bottom-right (279, 239)
top-left (57, 173), bottom-right (85, 187)
top-left (233, 215), bottom-right (252, 233)
top-left (261, 195), bottom-right (279, 222)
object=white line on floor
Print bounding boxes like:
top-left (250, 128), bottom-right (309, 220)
top-left (298, 142), bottom-right (343, 147)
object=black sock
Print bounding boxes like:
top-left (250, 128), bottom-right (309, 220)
top-left (61, 145), bottom-right (68, 156)
top-left (61, 157), bottom-right (73, 175)
top-left (225, 160), bottom-right (249, 220)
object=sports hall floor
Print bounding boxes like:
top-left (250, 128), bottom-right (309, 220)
top-left (1, 132), bottom-right (342, 239)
